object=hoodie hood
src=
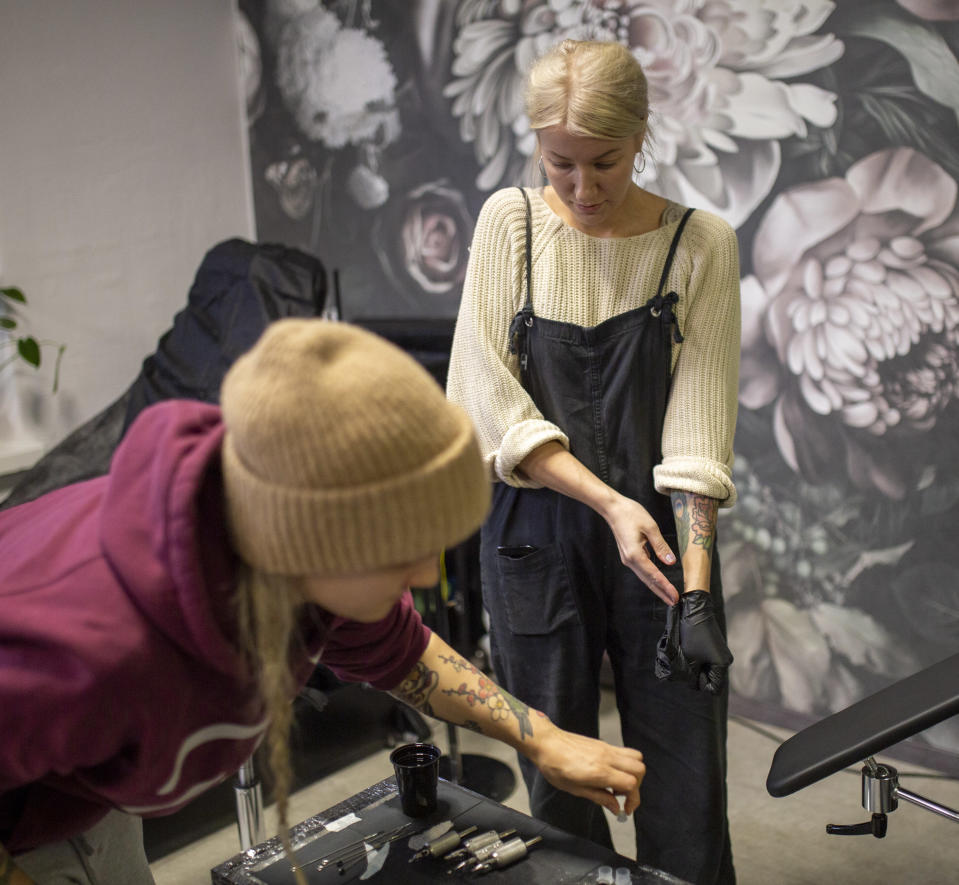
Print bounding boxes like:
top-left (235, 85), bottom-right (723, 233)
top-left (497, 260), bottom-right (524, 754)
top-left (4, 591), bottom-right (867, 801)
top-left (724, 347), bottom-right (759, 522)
top-left (100, 400), bottom-right (242, 676)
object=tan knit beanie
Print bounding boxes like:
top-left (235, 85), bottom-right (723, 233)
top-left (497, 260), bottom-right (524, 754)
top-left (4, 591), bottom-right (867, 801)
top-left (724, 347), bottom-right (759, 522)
top-left (220, 318), bottom-right (490, 576)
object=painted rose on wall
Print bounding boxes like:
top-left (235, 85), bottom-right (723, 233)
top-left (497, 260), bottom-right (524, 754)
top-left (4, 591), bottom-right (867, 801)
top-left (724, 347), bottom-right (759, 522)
top-left (739, 147), bottom-right (959, 501)
top-left (372, 180), bottom-right (472, 305)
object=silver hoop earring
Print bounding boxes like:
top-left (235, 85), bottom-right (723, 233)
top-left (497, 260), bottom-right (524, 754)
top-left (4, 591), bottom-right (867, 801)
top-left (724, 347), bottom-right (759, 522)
top-left (634, 154), bottom-right (646, 175)
top-left (539, 157), bottom-right (547, 180)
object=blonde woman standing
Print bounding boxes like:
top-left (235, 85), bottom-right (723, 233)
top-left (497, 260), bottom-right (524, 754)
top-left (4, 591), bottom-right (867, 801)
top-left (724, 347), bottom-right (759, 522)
top-left (447, 39), bottom-right (740, 885)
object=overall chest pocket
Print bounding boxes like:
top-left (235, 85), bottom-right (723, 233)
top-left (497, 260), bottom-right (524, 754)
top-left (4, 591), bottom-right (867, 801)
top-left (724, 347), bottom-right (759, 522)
top-left (491, 543), bottom-right (579, 636)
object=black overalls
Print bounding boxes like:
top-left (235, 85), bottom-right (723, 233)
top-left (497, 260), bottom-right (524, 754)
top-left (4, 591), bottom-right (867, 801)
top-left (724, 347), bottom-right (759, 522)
top-left (479, 189), bottom-right (735, 885)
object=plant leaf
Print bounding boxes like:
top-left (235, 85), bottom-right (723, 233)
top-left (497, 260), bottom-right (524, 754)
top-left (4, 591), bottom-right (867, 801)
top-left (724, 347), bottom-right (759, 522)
top-left (0, 317), bottom-right (16, 330)
top-left (52, 343), bottom-right (66, 394)
top-left (847, 9), bottom-right (959, 126)
top-left (17, 336), bottom-right (40, 367)
top-left (0, 286), bottom-right (26, 303)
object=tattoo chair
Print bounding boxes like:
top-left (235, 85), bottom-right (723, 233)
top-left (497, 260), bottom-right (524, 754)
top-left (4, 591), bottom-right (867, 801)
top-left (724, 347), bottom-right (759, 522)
top-left (766, 652), bottom-right (959, 844)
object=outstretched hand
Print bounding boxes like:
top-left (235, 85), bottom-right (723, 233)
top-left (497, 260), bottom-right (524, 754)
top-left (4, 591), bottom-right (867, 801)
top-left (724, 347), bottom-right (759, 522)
top-left (524, 724), bottom-right (646, 817)
top-left (604, 494), bottom-right (680, 605)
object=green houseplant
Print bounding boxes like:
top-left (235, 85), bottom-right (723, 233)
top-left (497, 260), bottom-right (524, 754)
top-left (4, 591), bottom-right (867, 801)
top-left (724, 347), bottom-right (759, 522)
top-left (1, 286), bottom-right (65, 393)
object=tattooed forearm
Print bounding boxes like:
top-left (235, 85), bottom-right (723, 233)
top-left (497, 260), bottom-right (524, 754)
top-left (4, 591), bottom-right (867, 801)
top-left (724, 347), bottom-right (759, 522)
top-left (670, 490), bottom-right (718, 556)
top-left (392, 647), bottom-right (545, 743)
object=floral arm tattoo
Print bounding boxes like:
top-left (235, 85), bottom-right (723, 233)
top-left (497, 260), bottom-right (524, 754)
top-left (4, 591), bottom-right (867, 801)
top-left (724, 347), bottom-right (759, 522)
top-left (392, 652), bottom-right (540, 742)
top-left (670, 490), bottom-right (719, 593)
top-left (670, 490), bottom-right (718, 557)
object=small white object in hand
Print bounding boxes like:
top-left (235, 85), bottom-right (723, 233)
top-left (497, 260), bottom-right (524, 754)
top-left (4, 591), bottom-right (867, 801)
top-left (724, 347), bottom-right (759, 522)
top-left (616, 811), bottom-right (628, 824)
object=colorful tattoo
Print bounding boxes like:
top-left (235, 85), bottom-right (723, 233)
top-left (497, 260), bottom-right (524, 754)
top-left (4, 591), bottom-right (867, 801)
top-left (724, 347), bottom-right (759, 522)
top-left (394, 653), bottom-right (536, 741)
top-left (393, 661), bottom-right (439, 717)
top-left (670, 490), bottom-right (717, 555)
top-left (438, 652), bottom-right (478, 674)
top-left (440, 676), bottom-right (535, 740)
top-left (690, 494), bottom-right (718, 553)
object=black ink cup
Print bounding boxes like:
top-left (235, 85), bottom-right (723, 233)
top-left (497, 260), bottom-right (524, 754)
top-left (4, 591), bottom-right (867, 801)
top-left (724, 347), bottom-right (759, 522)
top-left (390, 742), bottom-right (441, 817)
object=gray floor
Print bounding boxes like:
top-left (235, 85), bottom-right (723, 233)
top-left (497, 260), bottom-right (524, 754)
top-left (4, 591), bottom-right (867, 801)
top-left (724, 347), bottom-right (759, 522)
top-left (151, 691), bottom-right (959, 885)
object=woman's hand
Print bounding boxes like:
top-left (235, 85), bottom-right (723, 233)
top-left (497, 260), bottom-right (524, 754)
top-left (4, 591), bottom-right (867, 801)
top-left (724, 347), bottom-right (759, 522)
top-left (518, 442), bottom-right (679, 604)
top-left (603, 493), bottom-right (680, 604)
top-left (392, 634), bottom-right (645, 816)
top-left (522, 723), bottom-right (646, 817)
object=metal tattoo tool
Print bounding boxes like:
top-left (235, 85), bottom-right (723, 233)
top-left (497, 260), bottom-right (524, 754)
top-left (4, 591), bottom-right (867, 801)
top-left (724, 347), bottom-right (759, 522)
top-left (469, 835), bottom-right (542, 874)
top-left (442, 828), bottom-right (516, 862)
top-left (447, 834), bottom-right (511, 874)
top-left (407, 819), bottom-right (453, 850)
top-left (333, 828), bottom-right (419, 875)
top-left (310, 822), bottom-right (417, 872)
top-left (408, 824), bottom-right (478, 862)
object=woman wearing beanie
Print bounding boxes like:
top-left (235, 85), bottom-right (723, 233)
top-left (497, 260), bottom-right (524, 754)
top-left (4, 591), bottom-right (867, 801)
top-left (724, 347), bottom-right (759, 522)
top-left (0, 318), bottom-right (645, 885)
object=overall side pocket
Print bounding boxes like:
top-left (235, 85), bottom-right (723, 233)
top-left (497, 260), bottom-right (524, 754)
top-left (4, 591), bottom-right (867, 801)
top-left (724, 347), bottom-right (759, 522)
top-left (494, 543), bottom-right (579, 635)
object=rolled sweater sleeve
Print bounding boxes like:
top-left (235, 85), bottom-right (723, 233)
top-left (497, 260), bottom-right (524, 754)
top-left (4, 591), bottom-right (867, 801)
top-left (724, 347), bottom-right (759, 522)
top-left (447, 189), bottom-right (569, 487)
top-left (654, 212), bottom-right (741, 507)
top-left (319, 591), bottom-right (432, 691)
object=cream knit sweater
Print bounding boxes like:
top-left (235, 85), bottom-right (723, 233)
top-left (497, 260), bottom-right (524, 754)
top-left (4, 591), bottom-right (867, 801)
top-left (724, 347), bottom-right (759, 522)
top-left (447, 186), bottom-right (741, 506)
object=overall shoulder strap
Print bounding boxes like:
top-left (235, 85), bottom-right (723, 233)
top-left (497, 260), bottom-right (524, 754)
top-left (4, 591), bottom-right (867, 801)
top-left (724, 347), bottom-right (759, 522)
top-left (518, 186), bottom-right (533, 312)
top-left (653, 207), bottom-right (694, 301)
top-left (649, 207), bottom-right (694, 346)
top-left (507, 187), bottom-right (535, 365)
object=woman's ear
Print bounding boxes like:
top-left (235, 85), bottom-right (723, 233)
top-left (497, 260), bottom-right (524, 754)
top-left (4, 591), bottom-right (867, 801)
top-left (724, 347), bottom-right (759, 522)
top-left (632, 126), bottom-right (646, 155)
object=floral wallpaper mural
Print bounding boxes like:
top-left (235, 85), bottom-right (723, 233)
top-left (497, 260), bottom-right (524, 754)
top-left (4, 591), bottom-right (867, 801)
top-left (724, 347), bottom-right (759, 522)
top-left (238, 0), bottom-right (959, 772)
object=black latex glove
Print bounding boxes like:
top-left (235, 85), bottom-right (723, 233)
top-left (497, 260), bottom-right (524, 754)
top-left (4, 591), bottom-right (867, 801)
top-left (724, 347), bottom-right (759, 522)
top-left (655, 590), bottom-right (732, 695)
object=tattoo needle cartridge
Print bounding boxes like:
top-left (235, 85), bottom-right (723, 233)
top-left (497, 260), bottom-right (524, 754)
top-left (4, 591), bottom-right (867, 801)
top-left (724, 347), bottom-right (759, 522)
top-left (442, 828), bottom-right (516, 862)
top-left (408, 825), bottom-right (478, 862)
top-left (470, 835), bottom-right (542, 873)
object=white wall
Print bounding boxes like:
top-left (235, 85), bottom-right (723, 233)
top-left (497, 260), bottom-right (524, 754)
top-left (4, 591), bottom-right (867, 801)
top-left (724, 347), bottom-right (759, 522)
top-left (0, 0), bottom-right (255, 466)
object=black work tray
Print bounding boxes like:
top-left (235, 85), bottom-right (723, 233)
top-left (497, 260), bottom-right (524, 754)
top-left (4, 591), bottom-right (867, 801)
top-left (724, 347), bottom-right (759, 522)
top-left (212, 778), bottom-right (690, 884)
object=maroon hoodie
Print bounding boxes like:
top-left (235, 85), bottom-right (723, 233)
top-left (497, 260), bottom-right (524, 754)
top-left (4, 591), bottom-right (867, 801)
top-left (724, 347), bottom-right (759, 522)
top-left (0, 400), bottom-right (430, 852)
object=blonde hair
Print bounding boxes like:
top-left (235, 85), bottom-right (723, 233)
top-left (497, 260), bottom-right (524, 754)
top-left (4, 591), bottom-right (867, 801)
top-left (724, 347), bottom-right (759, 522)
top-left (235, 565), bottom-right (309, 885)
top-left (526, 38), bottom-right (648, 137)
top-left (525, 39), bottom-right (650, 180)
